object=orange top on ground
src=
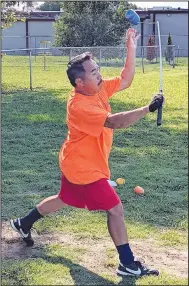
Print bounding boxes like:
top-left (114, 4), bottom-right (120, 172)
top-left (59, 77), bottom-right (121, 184)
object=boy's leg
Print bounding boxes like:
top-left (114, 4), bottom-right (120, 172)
top-left (106, 203), bottom-right (135, 266)
top-left (106, 202), bottom-right (128, 245)
top-left (10, 174), bottom-right (86, 246)
top-left (84, 178), bottom-right (158, 277)
top-left (10, 195), bottom-right (66, 246)
top-left (106, 203), bottom-right (159, 277)
top-left (37, 194), bottom-right (67, 216)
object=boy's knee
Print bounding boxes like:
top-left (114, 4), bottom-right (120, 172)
top-left (106, 203), bottom-right (124, 218)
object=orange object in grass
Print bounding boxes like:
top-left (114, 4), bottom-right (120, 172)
top-left (134, 186), bottom-right (144, 194)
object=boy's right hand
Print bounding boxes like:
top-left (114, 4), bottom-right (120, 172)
top-left (149, 94), bottom-right (164, 112)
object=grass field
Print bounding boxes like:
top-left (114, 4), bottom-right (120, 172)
top-left (2, 55), bottom-right (188, 92)
top-left (2, 61), bottom-right (188, 285)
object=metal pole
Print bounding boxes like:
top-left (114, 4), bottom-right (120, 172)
top-left (142, 46), bottom-right (144, 74)
top-left (156, 20), bottom-right (163, 126)
top-left (44, 50), bottom-right (46, 71)
top-left (99, 48), bottom-right (101, 70)
top-left (157, 21), bottom-right (163, 92)
top-left (172, 45), bottom-right (175, 68)
top-left (29, 49), bottom-right (33, 90)
top-left (69, 48), bottom-right (72, 61)
top-left (177, 45), bottom-right (180, 63)
top-left (35, 37), bottom-right (37, 62)
top-left (122, 48), bottom-right (125, 67)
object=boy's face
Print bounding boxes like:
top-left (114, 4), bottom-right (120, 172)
top-left (76, 59), bottom-right (102, 95)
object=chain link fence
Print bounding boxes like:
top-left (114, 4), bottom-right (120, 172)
top-left (2, 35), bottom-right (54, 50)
top-left (2, 45), bottom-right (188, 93)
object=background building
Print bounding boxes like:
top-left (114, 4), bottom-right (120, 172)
top-left (2, 11), bottom-right (62, 50)
top-left (136, 7), bottom-right (188, 56)
top-left (2, 8), bottom-right (188, 56)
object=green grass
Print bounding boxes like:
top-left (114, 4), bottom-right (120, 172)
top-left (2, 62), bottom-right (188, 285)
top-left (2, 260), bottom-right (188, 286)
top-left (1, 242), bottom-right (188, 285)
top-left (1, 247), bottom-right (188, 286)
top-left (2, 55), bottom-right (188, 92)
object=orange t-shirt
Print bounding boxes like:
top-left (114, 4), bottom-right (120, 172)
top-left (59, 77), bottom-right (121, 184)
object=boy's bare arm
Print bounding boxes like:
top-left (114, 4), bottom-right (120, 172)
top-left (118, 29), bottom-right (140, 91)
top-left (104, 106), bottom-right (149, 129)
top-left (104, 94), bottom-right (164, 129)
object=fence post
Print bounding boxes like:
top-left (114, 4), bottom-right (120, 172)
top-left (122, 48), bottom-right (125, 66)
top-left (44, 51), bottom-right (46, 71)
top-left (29, 49), bottom-right (33, 90)
top-left (35, 37), bottom-right (37, 61)
top-left (142, 46), bottom-right (145, 74)
top-left (177, 45), bottom-right (180, 63)
top-left (99, 48), bottom-right (101, 70)
top-left (173, 45), bottom-right (175, 68)
top-left (156, 46), bottom-right (158, 63)
top-left (69, 48), bottom-right (72, 61)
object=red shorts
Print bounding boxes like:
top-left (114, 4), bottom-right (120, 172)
top-left (58, 175), bottom-right (121, 211)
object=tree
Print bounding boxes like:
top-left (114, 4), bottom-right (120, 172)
top-left (146, 35), bottom-right (156, 62)
top-left (54, 1), bottom-right (138, 47)
top-left (37, 1), bottom-right (61, 11)
top-left (1, 1), bottom-right (33, 28)
top-left (165, 32), bottom-right (174, 64)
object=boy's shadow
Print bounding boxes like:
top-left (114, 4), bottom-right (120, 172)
top-left (4, 236), bottom-right (139, 285)
top-left (40, 252), bottom-right (139, 285)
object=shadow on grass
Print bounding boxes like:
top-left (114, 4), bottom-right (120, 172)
top-left (2, 238), bottom-right (139, 286)
top-left (42, 254), bottom-right (139, 286)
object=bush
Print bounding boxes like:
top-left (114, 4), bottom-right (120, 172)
top-left (165, 33), bottom-right (174, 64)
top-left (146, 35), bottom-right (156, 62)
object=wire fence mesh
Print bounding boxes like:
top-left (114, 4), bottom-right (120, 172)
top-left (2, 33), bottom-right (188, 55)
top-left (2, 45), bottom-right (188, 94)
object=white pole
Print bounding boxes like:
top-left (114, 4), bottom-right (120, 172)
top-left (156, 21), bottom-right (163, 126)
top-left (157, 21), bottom-right (163, 92)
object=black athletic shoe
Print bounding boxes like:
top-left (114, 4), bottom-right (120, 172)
top-left (10, 218), bottom-right (34, 246)
top-left (117, 260), bottom-right (159, 277)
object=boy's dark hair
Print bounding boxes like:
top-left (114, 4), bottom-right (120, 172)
top-left (67, 52), bottom-right (92, 87)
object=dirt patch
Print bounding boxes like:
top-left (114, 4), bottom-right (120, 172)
top-left (2, 221), bottom-right (188, 278)
top-left (130, 240), bottom-right (188, 279)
